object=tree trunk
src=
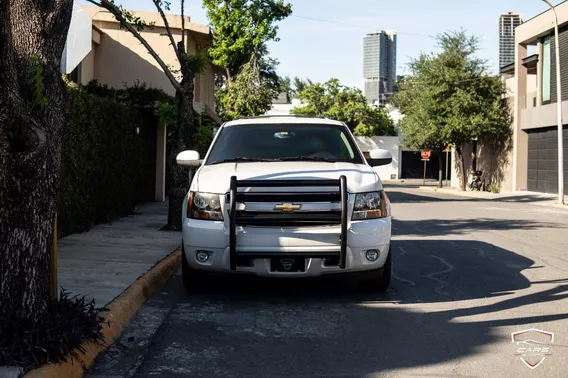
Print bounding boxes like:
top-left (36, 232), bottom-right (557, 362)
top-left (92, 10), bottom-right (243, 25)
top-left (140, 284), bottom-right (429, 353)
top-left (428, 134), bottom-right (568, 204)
top-left (438, 151), bottom-right (443, 188)
top-left (456, 146), bottom-right (466, 191)
top-left (0, 0), bottom-right (73, 315)
top-left (167, 43), bottom-right (196, 230)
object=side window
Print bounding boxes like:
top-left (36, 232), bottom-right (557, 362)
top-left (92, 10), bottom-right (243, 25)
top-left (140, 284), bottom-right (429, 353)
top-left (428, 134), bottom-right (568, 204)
top-left (339, 131), bottom-right (355, 159)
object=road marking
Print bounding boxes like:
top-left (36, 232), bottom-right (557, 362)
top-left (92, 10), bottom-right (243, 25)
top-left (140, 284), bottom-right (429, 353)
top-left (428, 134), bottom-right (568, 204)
top-left (425, 255), bottom-right (455, 296)
top-left (392, 271), bottom-right (416, 286)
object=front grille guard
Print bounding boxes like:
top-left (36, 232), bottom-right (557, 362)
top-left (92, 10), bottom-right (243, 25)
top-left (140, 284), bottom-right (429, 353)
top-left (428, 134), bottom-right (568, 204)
top-left (228, 176), bottom-right (348, 271)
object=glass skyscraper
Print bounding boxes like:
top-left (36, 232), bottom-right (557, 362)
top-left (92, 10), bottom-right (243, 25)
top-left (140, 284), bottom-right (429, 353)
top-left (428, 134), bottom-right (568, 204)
top-left (499, 12), bottom-right (523, 68)
top-left (363, 30), bottom-right (397, 108)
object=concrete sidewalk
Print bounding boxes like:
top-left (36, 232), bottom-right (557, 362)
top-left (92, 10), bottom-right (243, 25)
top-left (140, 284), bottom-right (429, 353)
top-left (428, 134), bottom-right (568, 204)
top-left (416, 185), bottom-right (568, 209)
top-left (57, 201), bottom-right (181, 307)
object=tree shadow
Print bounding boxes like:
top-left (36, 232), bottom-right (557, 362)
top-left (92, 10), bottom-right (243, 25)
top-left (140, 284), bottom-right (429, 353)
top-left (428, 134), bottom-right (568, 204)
top-left (164, 239), bottom-right (568, 376)
top-left (386, 189), bottom-right (481, 203)
top-left (392, 218), bottom-right (562, 236)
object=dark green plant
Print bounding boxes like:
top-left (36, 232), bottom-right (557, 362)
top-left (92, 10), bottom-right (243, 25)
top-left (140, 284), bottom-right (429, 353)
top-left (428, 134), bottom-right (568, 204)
top-left (0, 289), bottom-right (108, 370)
top-left (58, 88), bottom-right (144, 236)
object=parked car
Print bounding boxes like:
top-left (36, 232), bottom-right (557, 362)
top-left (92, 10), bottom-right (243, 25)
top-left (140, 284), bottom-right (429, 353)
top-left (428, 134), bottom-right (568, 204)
top-left (177, 115), bottom-right (393, 292)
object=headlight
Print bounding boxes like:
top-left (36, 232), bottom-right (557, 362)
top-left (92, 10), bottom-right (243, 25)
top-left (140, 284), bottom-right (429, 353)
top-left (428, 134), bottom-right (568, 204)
top-left (187, 192), bottom-right (223, 221)
top-left (352, 190), bottom-right (389, 220)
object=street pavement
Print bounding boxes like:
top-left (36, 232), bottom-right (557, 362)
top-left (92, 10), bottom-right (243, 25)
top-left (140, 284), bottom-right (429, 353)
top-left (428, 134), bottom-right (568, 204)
top-left (88, 183), bottom-right (568, 378)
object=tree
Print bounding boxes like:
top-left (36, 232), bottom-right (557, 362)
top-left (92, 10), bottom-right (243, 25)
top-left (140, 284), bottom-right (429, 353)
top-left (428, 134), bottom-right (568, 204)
top-left (279, 76), bottom-right (293, 103)
top-left (392, 30), bottom-right (512, 190)
top-left (216, 58), bottom-right (275, 120)
top-left (0, 0), bottom-right (73, 315)
top-left (293, 77), bottom-right (313, 94)
top-left (291, 79), bottom-right (396, 136)
top-left (86, 0), bottom-right (207, 230)
top-left (203, 0), bottom-right (292, 119)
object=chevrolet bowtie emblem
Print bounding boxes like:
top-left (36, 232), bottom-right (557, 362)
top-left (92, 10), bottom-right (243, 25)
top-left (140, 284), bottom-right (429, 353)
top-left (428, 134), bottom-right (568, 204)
top-left (274, 203), bottom-right (302, 212)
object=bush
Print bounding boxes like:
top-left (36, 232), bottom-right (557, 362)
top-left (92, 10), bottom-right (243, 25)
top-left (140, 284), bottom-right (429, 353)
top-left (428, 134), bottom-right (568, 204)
top-left (58, 88), bottom-right (144, 236)
top-left (0, 290), bottom-right (107, 370)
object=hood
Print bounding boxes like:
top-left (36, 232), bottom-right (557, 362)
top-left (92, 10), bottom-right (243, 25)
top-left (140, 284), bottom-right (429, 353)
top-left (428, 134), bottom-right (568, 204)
top-left (192, 162), bottom-right (381, 194)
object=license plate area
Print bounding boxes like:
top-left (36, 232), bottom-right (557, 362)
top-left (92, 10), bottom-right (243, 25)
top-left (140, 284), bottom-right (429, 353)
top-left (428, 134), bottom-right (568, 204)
top-left (270, 257), bottom-right (306, 272)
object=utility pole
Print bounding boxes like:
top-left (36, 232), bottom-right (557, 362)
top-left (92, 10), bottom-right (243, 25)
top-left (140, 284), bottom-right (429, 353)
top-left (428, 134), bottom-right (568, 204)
top-left (543, 0), bottom-right (565, 204)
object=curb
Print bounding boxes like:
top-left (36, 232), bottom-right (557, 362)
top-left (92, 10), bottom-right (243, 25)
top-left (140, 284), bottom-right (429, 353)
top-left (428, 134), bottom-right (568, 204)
top-left (417, 186), bottom-right (496, 199)
top-left (24, 248), bottom-right (182, 378)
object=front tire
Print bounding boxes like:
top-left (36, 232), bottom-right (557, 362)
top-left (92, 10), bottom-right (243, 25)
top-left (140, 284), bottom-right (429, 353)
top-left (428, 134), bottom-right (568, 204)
top-left (359, 247), bottom-right (392, 293)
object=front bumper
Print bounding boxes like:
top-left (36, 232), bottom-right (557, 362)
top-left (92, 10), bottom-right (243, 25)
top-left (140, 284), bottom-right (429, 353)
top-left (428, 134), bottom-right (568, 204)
top-left (182, 217), bottom-right (391, 278)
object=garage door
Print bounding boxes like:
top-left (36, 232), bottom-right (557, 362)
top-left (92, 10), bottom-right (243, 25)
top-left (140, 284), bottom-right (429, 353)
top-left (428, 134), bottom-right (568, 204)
top-left (527, 126), bottom-right (568, 194)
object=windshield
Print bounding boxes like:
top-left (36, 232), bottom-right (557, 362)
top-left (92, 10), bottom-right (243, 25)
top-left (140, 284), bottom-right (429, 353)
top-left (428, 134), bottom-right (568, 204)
top-left (205, 123), bottom-right (364, 165)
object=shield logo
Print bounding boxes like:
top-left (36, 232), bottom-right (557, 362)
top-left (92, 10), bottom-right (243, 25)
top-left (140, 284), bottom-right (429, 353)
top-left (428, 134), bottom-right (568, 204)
top-left (281, 259), bottom-right (294, 270)
top-left (511, 329), bottom-right (554, 369)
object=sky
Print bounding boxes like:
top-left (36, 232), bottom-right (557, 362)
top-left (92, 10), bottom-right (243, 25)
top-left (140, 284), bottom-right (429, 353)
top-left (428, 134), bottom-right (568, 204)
top-left (82, 0), bottom-right (564, 90)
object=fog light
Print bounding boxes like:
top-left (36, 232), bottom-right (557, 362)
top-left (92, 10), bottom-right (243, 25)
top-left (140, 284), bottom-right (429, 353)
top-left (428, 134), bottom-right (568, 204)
top-left (366, 249), bottom-right (379, 262)
top-left (196, 250), bottom-right (210, 263)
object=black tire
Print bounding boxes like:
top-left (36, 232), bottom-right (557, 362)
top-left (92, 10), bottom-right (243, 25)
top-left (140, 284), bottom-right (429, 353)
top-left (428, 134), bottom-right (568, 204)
top-left (358, 247), bottom-right (392, 293)
top-left (182, 247), bottom-right (208, 293)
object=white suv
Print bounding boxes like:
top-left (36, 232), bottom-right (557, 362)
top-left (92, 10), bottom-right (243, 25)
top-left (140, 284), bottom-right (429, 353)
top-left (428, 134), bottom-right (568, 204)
top-left (177, 116), bottom-right (393, 292)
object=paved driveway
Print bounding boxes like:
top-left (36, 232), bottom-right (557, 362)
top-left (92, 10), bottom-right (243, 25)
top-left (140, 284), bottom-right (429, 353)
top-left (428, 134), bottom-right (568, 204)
top-left (89, 184), bottom-right (568, 377)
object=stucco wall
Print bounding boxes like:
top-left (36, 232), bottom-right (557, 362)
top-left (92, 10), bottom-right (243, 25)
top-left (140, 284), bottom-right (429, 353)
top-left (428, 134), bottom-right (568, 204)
top-left (91, 21), bottom-right (181, 95)
top-left (355, 136), bottom-right (401, 181)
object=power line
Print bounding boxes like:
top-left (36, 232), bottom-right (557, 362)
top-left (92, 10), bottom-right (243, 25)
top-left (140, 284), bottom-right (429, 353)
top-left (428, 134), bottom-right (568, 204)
top-left (289, 14), bottom-right (435, 39)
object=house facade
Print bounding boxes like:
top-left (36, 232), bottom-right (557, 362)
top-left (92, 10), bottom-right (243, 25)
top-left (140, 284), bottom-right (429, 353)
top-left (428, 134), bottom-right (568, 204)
top-left (62, 5), bottom-right (222, 202)
top-left (505, 1), bottom-right (568, 196)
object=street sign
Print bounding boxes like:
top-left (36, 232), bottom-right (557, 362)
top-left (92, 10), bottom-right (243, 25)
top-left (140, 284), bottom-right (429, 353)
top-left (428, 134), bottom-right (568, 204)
top-left (421, 158), bottom-right (430, 161)
top-left (445, 144), bottom-right (452, 152)
top-left (421, 150), bottom-right (431, 159)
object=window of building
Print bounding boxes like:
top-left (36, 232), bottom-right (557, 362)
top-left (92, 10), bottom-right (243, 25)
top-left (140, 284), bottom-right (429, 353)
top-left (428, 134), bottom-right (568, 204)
top-left (542, 37), bottom-right (551, 104)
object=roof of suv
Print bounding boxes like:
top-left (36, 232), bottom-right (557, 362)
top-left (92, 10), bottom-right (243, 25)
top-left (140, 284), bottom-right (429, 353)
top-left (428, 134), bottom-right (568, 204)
top-left (224, 115), bottom-right (345, 127)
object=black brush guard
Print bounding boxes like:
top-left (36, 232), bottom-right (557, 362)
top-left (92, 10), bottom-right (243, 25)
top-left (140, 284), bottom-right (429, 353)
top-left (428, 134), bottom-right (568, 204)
top-left (229, 176), bottom-right (348, 271)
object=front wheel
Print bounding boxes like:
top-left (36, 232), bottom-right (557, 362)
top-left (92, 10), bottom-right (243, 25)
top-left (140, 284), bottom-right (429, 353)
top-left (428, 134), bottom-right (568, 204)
top-left (358, 247), bottom-right (392, 293)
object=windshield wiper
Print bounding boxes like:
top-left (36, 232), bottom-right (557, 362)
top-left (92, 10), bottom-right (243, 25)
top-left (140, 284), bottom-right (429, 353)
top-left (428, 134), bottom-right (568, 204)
top-left (277, 156), bottom-right (337, 162)
top-left (211, 157), bottom-right (277, 165)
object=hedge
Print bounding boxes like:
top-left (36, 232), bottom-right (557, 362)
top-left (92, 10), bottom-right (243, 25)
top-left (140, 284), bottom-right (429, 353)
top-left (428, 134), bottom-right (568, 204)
top-left (57, 88), bottom-right (144, 237)
top-left (57, 81), bottom-right (217, 237)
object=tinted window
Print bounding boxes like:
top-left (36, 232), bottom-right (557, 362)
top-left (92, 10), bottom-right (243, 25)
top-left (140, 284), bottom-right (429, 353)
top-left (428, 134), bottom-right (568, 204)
top-left (205, 123), bottom-right (364, 164)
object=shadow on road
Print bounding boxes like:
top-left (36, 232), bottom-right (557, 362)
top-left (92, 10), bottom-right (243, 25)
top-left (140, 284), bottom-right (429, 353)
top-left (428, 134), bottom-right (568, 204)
top-left (392, 217), bottom-right (561, 236)
top-left (171, 238), bottom-right (568, 376)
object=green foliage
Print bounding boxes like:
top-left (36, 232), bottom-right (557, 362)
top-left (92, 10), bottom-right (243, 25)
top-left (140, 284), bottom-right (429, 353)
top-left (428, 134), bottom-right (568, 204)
top-left (486, 182), bottom-right (500, 194)
top-left (392, 30), bottom-right (512, 153)
top-left (278, 76), bottom-right (292, 102)
top-left (186, 49), bottom-right (208, 75)
top-left (26, 56), bottom-right (48, 109)
top-left (0, 289), bottom-right (107, 369)
top-left (203, 0), bottom-right (292, 78)
top-left (203, 0), bottom-right (291, 120)
top-left (58, 87), bottom-right (144, 236)
top-left (291, 78), bottom-right (396, 136)
top-left (216, 59), bottom-right (275, 120)
top-left (293, 77), bottom-right (313, 94)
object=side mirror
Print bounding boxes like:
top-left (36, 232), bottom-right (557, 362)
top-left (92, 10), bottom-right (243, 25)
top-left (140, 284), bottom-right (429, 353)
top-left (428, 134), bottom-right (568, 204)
top-left (366, 148), bottom-right (393, 167)
top-left (176, 150), bottom-right (201, 167)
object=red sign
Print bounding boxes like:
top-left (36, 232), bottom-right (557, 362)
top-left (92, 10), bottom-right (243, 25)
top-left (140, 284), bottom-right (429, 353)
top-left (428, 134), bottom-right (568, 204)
top-left (421, 150), bottom-right (431, 159)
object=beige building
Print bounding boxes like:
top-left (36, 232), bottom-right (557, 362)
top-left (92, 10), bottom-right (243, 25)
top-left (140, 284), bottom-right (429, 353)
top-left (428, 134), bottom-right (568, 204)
top-left (74, 5), bottom-right (220, 120)
top-left (451, 2), bottom-right (567, 196)
top-left (68, 5), bottom-right (222, 202)
top-left (505, 1), bottom-right (568, 196)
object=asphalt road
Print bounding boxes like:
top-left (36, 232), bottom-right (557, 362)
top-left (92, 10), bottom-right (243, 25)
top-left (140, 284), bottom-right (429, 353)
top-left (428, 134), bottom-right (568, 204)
top-left (88, 183), bottom-right (568, 378)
